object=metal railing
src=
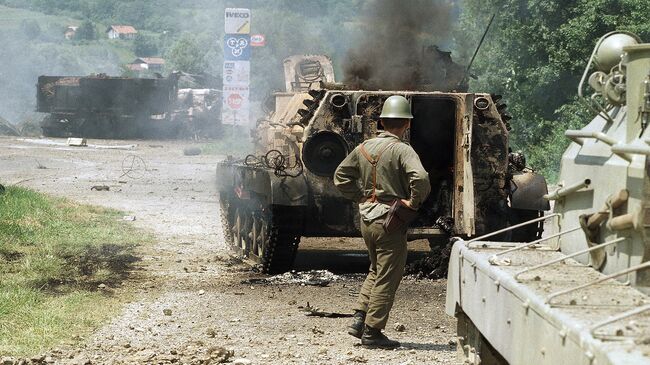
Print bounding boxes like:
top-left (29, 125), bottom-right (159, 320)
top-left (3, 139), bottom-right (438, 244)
top-left (546, 262), bottom-right (650, 305)
top-left (513, 237), bottom-right (626, 281)
top-left (465, 213), bottom-right (560, 245)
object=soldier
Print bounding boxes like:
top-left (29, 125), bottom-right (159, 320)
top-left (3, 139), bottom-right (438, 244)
top-left (334, 95), bottom-right (431, 349)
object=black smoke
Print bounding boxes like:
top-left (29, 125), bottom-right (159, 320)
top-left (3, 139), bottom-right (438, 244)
top-left (343, 0), bottom-right (465, 91)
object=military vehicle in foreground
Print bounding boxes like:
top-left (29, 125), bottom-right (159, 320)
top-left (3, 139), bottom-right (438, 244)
top-left (37, 73), bottom-right (221, 139)
top-left (446, 32), bottom-right (650, 365)
top-left (216, 53), bottom-right (549, 273)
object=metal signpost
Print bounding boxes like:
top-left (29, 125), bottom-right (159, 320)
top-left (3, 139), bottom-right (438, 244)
top-left (222, 8), bottom-right (251, 128)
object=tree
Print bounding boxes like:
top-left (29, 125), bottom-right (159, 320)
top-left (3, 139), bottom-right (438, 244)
top-left (166, 33), bottom-right (209, 74)
top-left (455, 0), bottom-right (650, 180)
top-left (20, 20), bottom-right (41, 40)
top-left (134, 34), bottom-right (159, 57)
top-left (75, 20), bottom-right (96, 41)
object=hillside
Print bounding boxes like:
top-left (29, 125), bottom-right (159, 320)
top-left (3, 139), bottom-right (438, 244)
top-left (0, 5), bottom-right (137, 123)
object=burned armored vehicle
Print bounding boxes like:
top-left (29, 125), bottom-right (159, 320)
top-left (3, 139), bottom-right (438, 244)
top-left (217, 55), bottom-right (549, 273)
top-left (37, 73), bottom-right (221, 139)
top-left (446, 33), bottom-right (650, 365)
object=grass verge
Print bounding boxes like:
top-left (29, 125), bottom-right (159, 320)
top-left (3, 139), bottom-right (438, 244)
top-left (0, 186), bottom-right (152, 356)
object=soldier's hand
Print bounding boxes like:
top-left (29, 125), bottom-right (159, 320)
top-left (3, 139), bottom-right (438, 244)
top-left (400, 199), bottom-right (414, 209)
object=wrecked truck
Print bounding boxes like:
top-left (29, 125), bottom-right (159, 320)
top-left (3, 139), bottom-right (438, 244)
top-left (216, 55), bottom-right (550, 273)
top-left (37, 73), bottom-right (221, 139)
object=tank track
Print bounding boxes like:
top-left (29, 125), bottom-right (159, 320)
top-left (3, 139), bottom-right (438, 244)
top-left (219, 193), bottom-right (234, 246)
top-left (219, 193), bottom-right (302, 274)
top-left (260, 206), bottom-right (302, 274)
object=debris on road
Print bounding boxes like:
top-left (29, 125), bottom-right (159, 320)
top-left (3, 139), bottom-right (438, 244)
top-left (300, 302), bottom-right (353, 318)
top-left (91, 185), bottom-right (110, 191)
top-left (183, 147), bottom-right (202, 156)
top-left (67, 137), bottom-right (87, 147)
top-left (404, 242), bottom-right (453, 280)
top-left (0, 116), bottom-right (20, 136)
top-left (394, 323), bottom-right (406, 332)
top-left (121, 155), bottom-right (148, 179)
top-left (232, 358), bottom-right (252, 365)
top-left (242, 270), bottom-right (341, 287)
top-left (18, 138), bottom-right (137, 150)
top-left (206, 346), bottom-right (234, 363)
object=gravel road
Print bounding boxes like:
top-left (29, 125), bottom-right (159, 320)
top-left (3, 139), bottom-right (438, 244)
top-left (0, 136), bottom-right (457, 365)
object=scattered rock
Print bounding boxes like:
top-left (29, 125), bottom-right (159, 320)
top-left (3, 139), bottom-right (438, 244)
top-left (163, 308), bottom-right (173, 316)
top-left (348, 355), bottom-right (368, 363)
top-left (90, 185), bottom-right (110, 191)
top-left (394, 323), bottom-right (406, 332)
top-left (198, 290), bottom-right (205, 296)
top-left (206, 328), bottom-right (217, 338)
top-left (97, 283), bottom-right (106, 289)
top-left (183, 147), bottom-right (202, 156)
top-left (207, 346), bottom-right (233, 363)
top-left (318, 347), bottom-right (328, 355)
top-left (1, 356), bottom-right (15, 365)
top-left (123, 215), bottom-right (136, 221)
top-left (232, 359), bottom-right (252, 365)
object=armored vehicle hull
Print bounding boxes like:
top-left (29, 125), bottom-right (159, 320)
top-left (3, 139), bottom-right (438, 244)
top-left (446, 33), bottom-right (650, 365)
top-left (37, 74), bottom-right (221, 139)
top-left (217, 55), bottom-right (549, 273)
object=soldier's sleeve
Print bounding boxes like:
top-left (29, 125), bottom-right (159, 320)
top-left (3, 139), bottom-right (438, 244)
top-left (334, 147), bottom-right (364, 203)
top-left (400, 145), bottom-right (431, 209)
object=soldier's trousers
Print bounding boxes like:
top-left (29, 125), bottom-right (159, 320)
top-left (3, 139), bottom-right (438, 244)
top-left (354, 218), bottom-right (408, 329)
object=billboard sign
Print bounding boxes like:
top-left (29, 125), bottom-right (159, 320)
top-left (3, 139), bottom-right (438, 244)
top-left (250, 34), bottom-right (266, 47)
top-left (224, 34), bottom-right (251, 61)
top-left (224, 8), bottom-right (251, 34)
top-left (223, 61), bottom-right (250, 85)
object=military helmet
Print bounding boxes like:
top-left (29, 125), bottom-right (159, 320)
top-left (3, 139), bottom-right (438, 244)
top-left (379, 95), bottom-right (413, 119)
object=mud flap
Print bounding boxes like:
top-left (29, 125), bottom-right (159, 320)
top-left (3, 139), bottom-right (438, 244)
top-left (510, 171), bottom-right (550, 211)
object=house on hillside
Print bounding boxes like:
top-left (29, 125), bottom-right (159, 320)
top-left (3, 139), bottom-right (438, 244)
top-left (130, 57), bottom-right (165, 72)
top-left (64, 26), bottom-right (78, 40)
top-left (106, 25), bottom-right (137, 40)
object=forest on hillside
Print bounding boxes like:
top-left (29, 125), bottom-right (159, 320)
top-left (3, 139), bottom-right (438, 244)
top-left (0, 0), bottom-right (648, 178)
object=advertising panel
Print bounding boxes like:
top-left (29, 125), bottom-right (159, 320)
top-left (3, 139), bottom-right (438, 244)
top-left (224, 8), bottom-right (251, 34)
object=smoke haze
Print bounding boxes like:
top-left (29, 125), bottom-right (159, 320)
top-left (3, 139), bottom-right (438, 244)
top-left (343, 0), bottom-right (456, 90)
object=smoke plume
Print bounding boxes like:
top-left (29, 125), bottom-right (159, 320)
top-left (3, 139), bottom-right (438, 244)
top-left (343, 0), bottom-right (459, 91)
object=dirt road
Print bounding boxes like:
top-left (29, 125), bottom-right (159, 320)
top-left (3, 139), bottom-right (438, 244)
top-left (0, 136), bottom-right (456, 365)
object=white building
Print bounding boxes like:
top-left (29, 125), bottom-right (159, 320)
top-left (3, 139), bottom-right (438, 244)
top-left (106, 25), bottom-right (137, 40)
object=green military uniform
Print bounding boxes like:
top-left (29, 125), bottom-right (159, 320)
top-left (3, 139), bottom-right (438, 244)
top-left (334, 131), bottom-right (430, 329)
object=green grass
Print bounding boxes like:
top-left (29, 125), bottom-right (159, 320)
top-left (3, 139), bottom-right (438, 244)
top-left (0, 186), bottom-right (152, 356)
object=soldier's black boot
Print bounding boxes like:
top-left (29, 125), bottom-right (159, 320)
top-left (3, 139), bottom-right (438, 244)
top-left (347, 310), bottom-right (366, 339)
top-left (361, 325), bottom-right (400, 349)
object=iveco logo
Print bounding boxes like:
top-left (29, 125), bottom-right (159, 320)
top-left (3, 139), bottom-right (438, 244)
top-left (226, 12), bottom-right (250, 18)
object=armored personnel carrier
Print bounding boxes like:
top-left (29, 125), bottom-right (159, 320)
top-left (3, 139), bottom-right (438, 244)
top-left (446, 32), bottom-right (650, 365)
top-left (216, 55), bottom-right (549, 274)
